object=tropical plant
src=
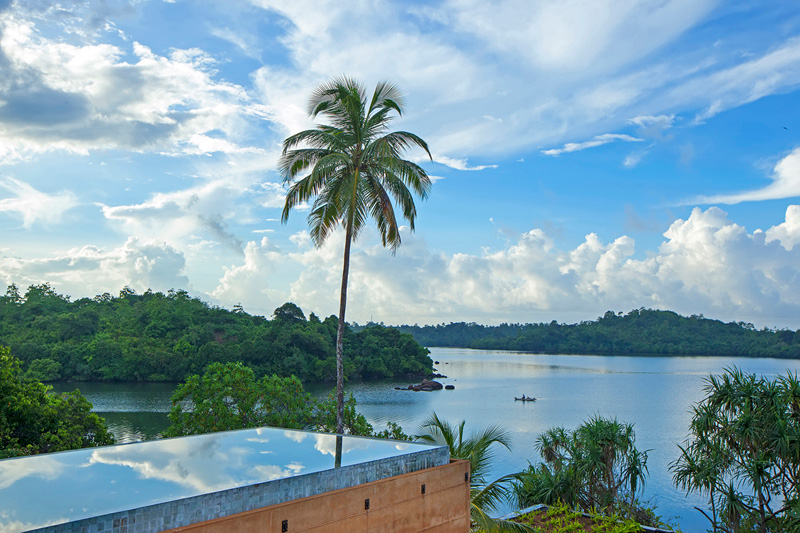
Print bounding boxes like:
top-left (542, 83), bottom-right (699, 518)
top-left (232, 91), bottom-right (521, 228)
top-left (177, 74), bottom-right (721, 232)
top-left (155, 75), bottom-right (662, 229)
top-left (164, 361), bottom-right (407, 440)
top-left (280, 77), bottom-right (432, 433)
top-left (164, 362), bottom-right (315, 436)
top-left (417, 412), bottom-right (533, 532)
top-left (671, 367), bottom-right (800, 533)
top-left (0, 346), bottom-right (114, 458)
top-left (513, 416), bottom-right (651, 523)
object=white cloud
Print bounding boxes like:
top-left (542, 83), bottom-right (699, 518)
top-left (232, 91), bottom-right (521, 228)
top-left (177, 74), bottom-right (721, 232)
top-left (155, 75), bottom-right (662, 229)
top-left (2, 0), bottom-right (799, 165)
top-left (0, 178), bottom-right (78, 227)
top-left (175, 134), bottom-right (267, 157)
top-left (628, 114), bottom-right (676, 130)
top-left (443, 0), bottom-right (717, 73)
top-left (623, 152), bottom-right (644, 168)
top-left (766, 205), bottom-right (800, 251)
top-left (687, 37), bottom-right (800, 122)
top-left (209, 26), bottom-right (259, 59)
top-left (241, 1), bottom-right (800, 162)
top-left (0, 238), bottom-right (190, 297)
top-left (688, 147), bottom-right (800, 205)
top-left (211, 237), bottom-right (288, 311)
top-left (101, 179), bottom-right (251, 253)
top-left (0, 15), bottom-right (254, 160)
top-left (431, 154), bottom-right (497, 171)
top-left (542, 134), bottom-right (643, 156)
top-left (3, 205), bottom-right (800, 328)
top-left (255, 182), bottom-right (287, 209)
top-left (265, 206), bottom-right (800, 328)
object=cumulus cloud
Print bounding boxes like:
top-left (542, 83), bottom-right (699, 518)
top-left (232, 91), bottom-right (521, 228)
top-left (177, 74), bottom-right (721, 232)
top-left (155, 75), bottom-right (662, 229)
top-left (0, 178), bottom-right (78, 227)
top-left (0, 238), bottom-right (190, 297)
top-left (211, 237), bottom-right (288, 312)
top-left (688, 147), bottom-right (800, 205)
top-left (264, 206), bottom-right (800, 329)
top-left (766, 205), bottom-right (800, 251)
top-left (542, 134), bottom-right (643, 156)
top-left (3, 205), bottom-right (800, 328)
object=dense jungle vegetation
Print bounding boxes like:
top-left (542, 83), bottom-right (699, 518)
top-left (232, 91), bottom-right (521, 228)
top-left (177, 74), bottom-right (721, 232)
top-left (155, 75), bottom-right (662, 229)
top-left (395, 308), bottom-right (800, 357)
top-left (0, 283), bottom-right (432, 382)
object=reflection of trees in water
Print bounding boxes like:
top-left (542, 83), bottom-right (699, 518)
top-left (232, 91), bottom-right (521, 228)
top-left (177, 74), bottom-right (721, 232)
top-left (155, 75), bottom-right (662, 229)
top-left (51, 381), bottom-right (176, 412)
top-left (98, 412), bottom-right (169, 443)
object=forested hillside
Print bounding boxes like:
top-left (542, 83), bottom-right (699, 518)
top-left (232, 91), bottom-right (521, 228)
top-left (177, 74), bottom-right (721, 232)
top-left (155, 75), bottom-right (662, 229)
top-left (0, 284), bottom-right (432, 382)
top-left (396, 309), bottom-right (800, 358)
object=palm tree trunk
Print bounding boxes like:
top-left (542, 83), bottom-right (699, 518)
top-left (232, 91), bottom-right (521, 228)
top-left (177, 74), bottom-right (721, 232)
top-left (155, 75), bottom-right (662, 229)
top-left (335, 219), bottom-right (354, 434)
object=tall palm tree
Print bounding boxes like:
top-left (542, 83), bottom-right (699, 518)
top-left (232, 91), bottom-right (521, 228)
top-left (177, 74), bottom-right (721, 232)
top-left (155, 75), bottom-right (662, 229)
top-left (417, 413), bottom-right (533, 532)
top-left (280, 77), bottom-right (432, 434)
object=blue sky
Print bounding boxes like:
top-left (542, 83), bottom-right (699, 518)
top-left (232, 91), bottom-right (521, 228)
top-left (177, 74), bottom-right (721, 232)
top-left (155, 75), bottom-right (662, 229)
top-left (1, 0), bottom-right (799, 328)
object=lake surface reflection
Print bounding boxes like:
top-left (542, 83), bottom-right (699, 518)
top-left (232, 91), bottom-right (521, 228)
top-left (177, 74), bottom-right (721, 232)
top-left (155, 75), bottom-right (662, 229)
top-left (54, 348), bottom-right (800, 532)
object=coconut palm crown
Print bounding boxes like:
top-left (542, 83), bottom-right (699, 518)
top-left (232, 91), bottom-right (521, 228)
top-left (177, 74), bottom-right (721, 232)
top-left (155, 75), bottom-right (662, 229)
top-left (280, 77), bottom-right (432, 434)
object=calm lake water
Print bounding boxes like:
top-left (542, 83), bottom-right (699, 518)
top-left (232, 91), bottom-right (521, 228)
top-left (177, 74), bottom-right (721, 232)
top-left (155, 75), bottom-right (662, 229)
top-left (52, 348), bottom-right (800, 532)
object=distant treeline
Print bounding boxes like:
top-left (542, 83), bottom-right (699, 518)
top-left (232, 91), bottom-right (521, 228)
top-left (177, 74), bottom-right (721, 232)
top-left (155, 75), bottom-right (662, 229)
top-left (0, 284), bottom-right (432, 382)
top-left (394, 309), bottom-right (800, 358)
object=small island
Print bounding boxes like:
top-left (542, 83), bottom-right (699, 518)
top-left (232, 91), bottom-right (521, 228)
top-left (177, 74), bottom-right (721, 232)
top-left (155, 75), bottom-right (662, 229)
top-left (394, 308), bottom-right (800, 358)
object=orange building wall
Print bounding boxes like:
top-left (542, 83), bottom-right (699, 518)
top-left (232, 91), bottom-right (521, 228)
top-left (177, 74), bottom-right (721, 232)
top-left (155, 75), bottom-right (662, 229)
top-left (165, 459), bottom-right (470, 533)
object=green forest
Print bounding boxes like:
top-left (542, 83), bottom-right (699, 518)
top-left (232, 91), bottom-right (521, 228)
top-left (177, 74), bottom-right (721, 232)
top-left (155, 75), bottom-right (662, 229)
top-left (0, 283), bottom-right (432, 383)
top-left (395, 308), bottom-right (800, 357)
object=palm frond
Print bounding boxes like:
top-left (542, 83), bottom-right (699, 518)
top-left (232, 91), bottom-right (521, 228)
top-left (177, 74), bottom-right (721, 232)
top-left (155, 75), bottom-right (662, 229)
top-left (364, 174), bottom-right (401, 250)
top-left (368, 81), bottom-right (404, 116)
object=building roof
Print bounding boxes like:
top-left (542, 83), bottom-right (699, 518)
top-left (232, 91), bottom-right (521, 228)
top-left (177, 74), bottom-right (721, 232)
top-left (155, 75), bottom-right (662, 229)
top-left (0, 427), bottom-right (447, 532)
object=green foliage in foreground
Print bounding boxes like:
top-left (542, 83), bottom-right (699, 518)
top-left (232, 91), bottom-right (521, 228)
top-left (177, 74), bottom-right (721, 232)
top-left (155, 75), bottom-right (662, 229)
top-left (0, 346), bottom-right (114, 458)
top-left (164, 362), bottom-right (410, 440)
top-left (513, 417), bottom-right (670, 530)
top-left (396, 308), bottom-right (800, 358)
top-left (671, 367), bottom-right (800, 533)
top-left (514, 501), bottom-right (654, 533)
top-left (417, 412), bottom-right (532, 532)
top-left (0, 283), bottom-right (432, 383)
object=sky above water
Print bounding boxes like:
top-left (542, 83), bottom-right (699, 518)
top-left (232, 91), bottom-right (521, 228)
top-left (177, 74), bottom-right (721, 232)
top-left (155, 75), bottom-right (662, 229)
top-left (1, 0), bottom-right (799, 328)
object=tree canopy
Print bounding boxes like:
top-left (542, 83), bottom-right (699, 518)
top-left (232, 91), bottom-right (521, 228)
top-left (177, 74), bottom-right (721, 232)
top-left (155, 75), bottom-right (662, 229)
top-left (0, 283), bottom-right (432, 383)
top-left (165, 361), bottom-right (408, 439)
top-left (396, 308), bottom-right (800, 358)
top-left (0, 346), bottom-right (114, 458)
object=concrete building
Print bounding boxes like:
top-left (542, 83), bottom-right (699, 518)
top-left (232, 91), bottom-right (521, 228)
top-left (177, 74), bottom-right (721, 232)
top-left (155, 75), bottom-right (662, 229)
top-left (0, 427), bottom-right (470, 532)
